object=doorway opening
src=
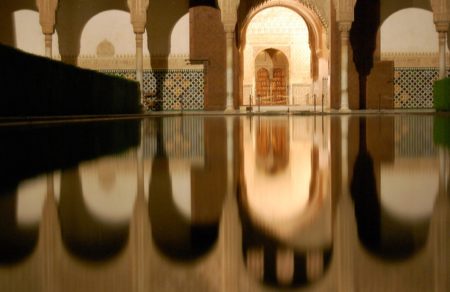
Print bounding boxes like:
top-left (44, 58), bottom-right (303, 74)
top-left (240, 3), bottom-right (329, 109)
top-left (255, 49), bottom-right (289, 105)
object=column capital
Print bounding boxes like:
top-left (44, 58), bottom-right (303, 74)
top-left (435, 20), bottom-right (449, 33)
top-left (338, 21), bottom-right (352, 33)
top-left (36, 0), bottom-right (58, 34)
top-left (127, 0), bottom-right (150, 33)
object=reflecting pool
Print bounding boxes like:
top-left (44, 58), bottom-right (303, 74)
top-left (0, 114), bottom-right (448, 291)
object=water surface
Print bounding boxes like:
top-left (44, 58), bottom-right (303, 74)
top-left (0, 114), bottom-right (448, 291)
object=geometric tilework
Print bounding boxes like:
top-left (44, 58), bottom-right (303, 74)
top-left (394, 115), bottom-right (436, 157)
top-left (101, 69), bottom-right (205, 111)
top-left (143, 70), bottom-right (204, 111)
top-left (393, 68), bottom-right (438, 109)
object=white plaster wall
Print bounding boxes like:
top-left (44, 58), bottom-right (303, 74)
top-left (13, 9), bottom-right (60, 56)
top-left (381, 8), bottom-right (440, 53)
top-left (80, 10), bottom-right (148, 56)
top-left (170, 13), bottom-right (190, 56)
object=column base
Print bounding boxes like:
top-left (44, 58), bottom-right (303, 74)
top-left (224, 106), bottom-right (236, 113)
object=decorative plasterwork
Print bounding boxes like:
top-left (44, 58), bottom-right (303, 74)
top-left (333, 0), bottom-right (356, 22)
top-left (75, 55), bottom-right (204, 70)
top-left (253, 46), bottom-right (291, 59)
top-left (218, 0), bottom-right (241, 31)
top-left (244, 0), bottom-right (327, 29)
top-left (240, 0), bottom-right (327, 57)
top-left (36, 0), bottom-right (58, 34)
top-left (127, 0), bottom-right (149, 33)
top-left (431, 0), bottom-right (450, 23)
top-left (381, 52), bottom-right (450, 68)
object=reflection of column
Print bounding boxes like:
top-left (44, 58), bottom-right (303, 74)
top-left (221, 117), bottom-right (240, 291)
top-left (277, 249), bottom-right (294, 285)
top-left (40, 173), bottom-right (59, 292)
top-left (132, 121), bottom-right (149, 292)
top-left (335, 116), bottom-right (355, 292)
top-left (339, 22), bottom-right (351, 111)
top-left (433, 148), bottom-right (449, 292)
top-left (225, 32), bottom-right (235, 111)
top-left (36, 0), bottom-right (58, 59)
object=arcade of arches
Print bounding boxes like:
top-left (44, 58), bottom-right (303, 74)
top-left (1, 0), bottom-right (450, 110)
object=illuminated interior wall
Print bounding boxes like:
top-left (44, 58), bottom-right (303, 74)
top-left (243, 7), bottom-right (312, 106)
top-left (241, 117), bottom-right (332, 249)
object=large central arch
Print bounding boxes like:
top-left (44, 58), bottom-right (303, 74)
top-left (239, 0), bottom-right (329, 108)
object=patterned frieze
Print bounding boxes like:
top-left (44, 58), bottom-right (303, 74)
top-left (381, 52), bottom-right (450, 68)
top-left (75, 55), bottom-right (204, 71)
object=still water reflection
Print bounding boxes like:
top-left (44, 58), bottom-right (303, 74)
top-left (0, 115), bottom-right (448, 291)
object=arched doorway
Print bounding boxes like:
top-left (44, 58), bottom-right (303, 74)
top-left (240, 2), bottom-right (329, 109)
top-left (255, 49), bottom-right (289, 105)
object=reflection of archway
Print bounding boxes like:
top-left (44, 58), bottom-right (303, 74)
top-left (256, 117), bottom-right (289, 172)
top-left (255, 49), bottom-right (289, 105)
top-left (239, 116), bottom-right (333, 288)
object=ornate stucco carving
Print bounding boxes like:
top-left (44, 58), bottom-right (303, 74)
top-left (36, 0), bottom-right (58, 34)
top-left (333, 0), bottom-right (356, 22)
top-left (381, 52), bottom-right (448, 68)
top-left (127, 0), bottom-right (150, 33)
top-left (431, 0), bottom-right (450, 24)
top-left (218, 0), bottom-right (241, 32)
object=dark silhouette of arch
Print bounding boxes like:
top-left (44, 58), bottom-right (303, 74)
top-left (59, 167), bottom-right (129, 261)
top-left (0, 1), bottom-right (37, 48)
top-left (0, 187), bottom-right (38, 264)
top-left (148, 118), bottom-right (218, 261)
top-left (350, 117), bottom-right (430, 261)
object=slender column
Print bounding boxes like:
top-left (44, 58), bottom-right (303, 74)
top-left (136, 33), bottom-right (144, 100)
top-left (132, 121), bottom-right (149, 292)
top-left (221, 117), bottom-right (240, 291)
top-left (438, 30), bottom-right (448, 79)
top-left (41, 173), bottom-right (59, 292)
top-left (339, 22), bottom-right (351, 111)
top-left (433, 148), bottom-right (449, 292)
top-left (225, 32), bottom-right (235, 111)
top-left (36, 0), bottom-right (58, 59)
top-left (127, 0), bottom-right (150, 104)
top-left (45, 34), bottom-right (52, 58)
top-left (335, 116), bottom-right (355, 292)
